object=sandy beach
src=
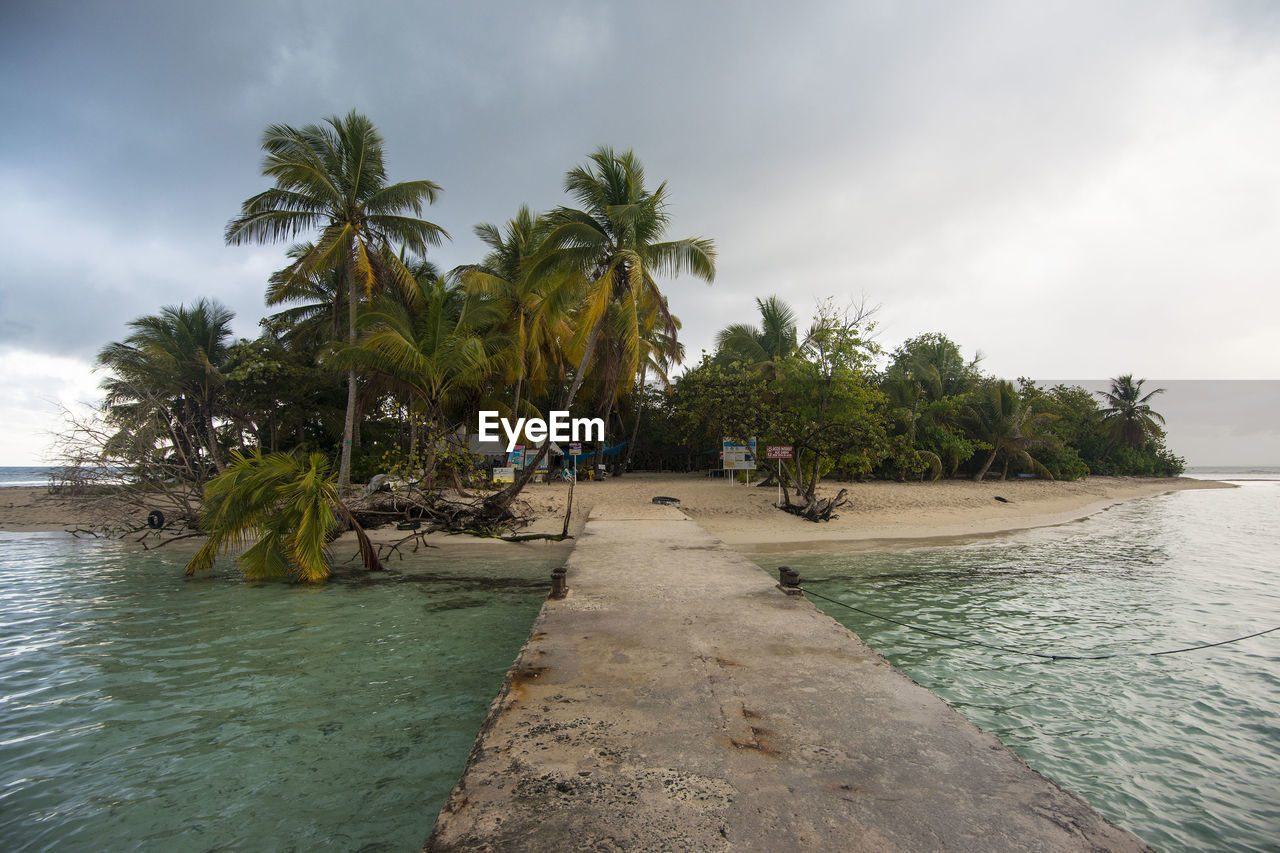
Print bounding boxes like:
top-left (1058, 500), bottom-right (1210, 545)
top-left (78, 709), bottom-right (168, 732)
top-left (503, 473), bottom-right (1231, 550)
top-left (1, 475), bottom-right (1231, 553)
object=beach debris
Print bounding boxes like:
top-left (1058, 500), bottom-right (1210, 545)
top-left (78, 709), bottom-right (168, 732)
top-left (777, 487), bottom-right (849, 522)
top-left (146, 509), bottom-right (165, 529)
top-left (994, 496), bottom-right (1010, 503)
top-left (364, 474), bottom-right (390, 496)
top-left (652, 496), bottom-right (681, 507)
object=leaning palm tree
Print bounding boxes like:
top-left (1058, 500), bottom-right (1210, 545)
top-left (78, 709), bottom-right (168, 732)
top-left (1098, 375), bottom-right (1166, 448)
top-left (98, 299), bottom-right (235, 478)
top-left (963, 379), bottom-right (1055, 481)
top-left (226, 110), bottom-right (449, 486)
top-left (486, 147), bottom-right (716, 509)
top-left (186, 449), bottom-right (380, 583)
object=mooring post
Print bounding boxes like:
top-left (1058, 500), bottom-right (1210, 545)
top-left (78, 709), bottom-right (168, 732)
top-left (777, 566), bottom-right (803, 596)
top-left (549, 566), bottom-right (569, 599)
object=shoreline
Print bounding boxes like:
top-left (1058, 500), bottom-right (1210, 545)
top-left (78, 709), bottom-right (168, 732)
top-left (0, 476), bottom-right (1233, 556)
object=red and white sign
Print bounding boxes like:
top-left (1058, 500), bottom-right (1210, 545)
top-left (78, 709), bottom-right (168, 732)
top-left (766, 445), bottom-right (793, 459)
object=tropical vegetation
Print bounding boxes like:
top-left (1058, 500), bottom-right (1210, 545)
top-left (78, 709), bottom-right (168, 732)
top-left (74, 110), bottom-right (1183, 580)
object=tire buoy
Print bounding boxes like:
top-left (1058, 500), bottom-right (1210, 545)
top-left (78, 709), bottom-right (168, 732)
top-left (147, 510), bottom-right (165, 529)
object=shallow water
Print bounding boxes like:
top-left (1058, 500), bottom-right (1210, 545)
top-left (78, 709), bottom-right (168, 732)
top-left (0, 534), bottom-right (565, 851)
top-left (762, 478), bottom-right (1280, 852)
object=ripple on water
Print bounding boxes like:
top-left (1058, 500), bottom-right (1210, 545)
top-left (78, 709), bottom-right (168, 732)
top-left (0, 532), bottom-right (563, 851)
top-left (772, 483), bottom-right (1280, 853)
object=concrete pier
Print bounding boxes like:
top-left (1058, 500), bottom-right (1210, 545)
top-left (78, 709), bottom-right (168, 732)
top-left (425, 502), bottom-right (1149, 851)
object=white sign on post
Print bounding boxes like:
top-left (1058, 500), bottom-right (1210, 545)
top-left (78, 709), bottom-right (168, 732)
top-left (766, 446), bottom-right (793, 505)
top-left (722, 437), bottom-right (757, 483)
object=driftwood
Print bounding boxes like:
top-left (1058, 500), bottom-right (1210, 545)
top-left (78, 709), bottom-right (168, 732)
top-left (347, 485), bottom-right (567, 542)
top-left (778, 487), bottom-right (850, 522)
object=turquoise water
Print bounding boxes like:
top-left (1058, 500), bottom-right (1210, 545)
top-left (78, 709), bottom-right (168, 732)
top-left (764, 478), bottom-right (1279, 852)
top-left (0, 534), bottom-right (565, 851)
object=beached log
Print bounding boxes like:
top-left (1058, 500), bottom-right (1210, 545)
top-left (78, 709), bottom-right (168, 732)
top-left (347, 488), bottom-right (534, 538)
top-left (778, 487), bottom-right (849, 522)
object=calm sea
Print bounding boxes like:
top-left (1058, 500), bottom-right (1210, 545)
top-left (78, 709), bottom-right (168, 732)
top-left (0, 536), bottom-right (566, 851)
top-left (761, 468), bottom-right (1279, 852)
top-left (0, 467), bottom-right (55, 488)
top-left (3, 471), bottom-right (1276, 851)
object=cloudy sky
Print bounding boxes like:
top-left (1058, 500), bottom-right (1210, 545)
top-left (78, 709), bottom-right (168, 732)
top-left (2, 1), bottom-right (1278, 465)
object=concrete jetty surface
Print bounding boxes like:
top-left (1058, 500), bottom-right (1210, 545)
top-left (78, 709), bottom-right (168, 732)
top-left (425, 502), bottom-right (1148, 852)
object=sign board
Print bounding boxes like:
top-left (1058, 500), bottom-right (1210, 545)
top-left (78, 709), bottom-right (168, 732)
top-left (569, 443), bottom-right (582, 455)
top-left (493, 466), bottom-right (515, 484)
top-left (722, 437), bottom-right (757, 471)
top-left (535, 453), bottom-right (549, 472)
top-left (766, 445), bottom-right (793, 459)
top-left (508, 445), bottom-right (525, 468)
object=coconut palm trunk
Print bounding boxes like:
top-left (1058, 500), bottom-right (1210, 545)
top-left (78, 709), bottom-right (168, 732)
top-left (972, 446), bottom-right (1000, 481)
top-left (339, 269), bottom-right (359, 486)
top-left (225, 112), bottom-right (448, 488)
top-left (484, 315), bottom-right (606, 513)
top-left (206, 411), bottom-right (225, 473)
top-left (622, 365), bottom-right (647, 473)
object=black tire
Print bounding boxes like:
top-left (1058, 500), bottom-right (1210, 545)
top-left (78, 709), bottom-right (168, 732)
top-left (147, 510), bottom-right (165, 529)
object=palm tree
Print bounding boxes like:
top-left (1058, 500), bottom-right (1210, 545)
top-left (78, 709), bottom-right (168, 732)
top-left (98, 299), bottom-right (235, 477)
top-left (486, 147), bottom-right (715, 507)
top-left (963, 379), bottom-right (1055, 481)
top-left (1098, 375), bottom-right (1166, 448)
top-left (457, 206), bottom-right (579, 418)
top-left (338, 275), bottom-right (505, 486)
top-left (225, 110), bottom-right (449, 486)
top-left (620, 318), bottom-right (685, 473)
top-left (186, 449), bottom-right (380, 582)
top-left (714, 294), bottom-right (799, 370)
top-left (536, 146), bottom-right (715, 404)
top-left (887, 333), bottom-right (981, 402)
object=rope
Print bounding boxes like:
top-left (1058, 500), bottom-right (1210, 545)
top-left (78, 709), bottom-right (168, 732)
top-left (798, 586), bottom-right (1280, 662)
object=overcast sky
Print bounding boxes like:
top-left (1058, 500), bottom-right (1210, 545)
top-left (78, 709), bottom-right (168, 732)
top-left (2, 1), bottom-right (1278, 465)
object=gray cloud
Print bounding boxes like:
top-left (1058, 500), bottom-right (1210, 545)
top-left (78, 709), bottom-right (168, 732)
top-left (2, 0), bottom-right (1279, 463)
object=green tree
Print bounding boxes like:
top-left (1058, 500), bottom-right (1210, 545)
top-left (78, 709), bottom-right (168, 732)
top-left (772, 300), bottom-right (887, 518)
top-left (1098, 374), bottom-right (1167, 448)
top-left (222, 332), bottom-right (341, 454)
top-left (458, 205), bottom-right (579, 418)
top-left (187, 450), bottom-right (380, 583)
top-left (886, 333), bottom-right (982, 401)
top-left (340, 276), bottom-right (504, 487)
top-left (225, 110), bottom-right (449, 486)
top-left (963, 379), bottom-right (1055, 481)
top-left (714, 295), bottom-right (800, 372)
top-left (878, 334), bottom-right (983, 480)
top-left (536, 147), bottom-right (715, 404)
top-left (97, 298), bottom-right (235, 478)
top-left (488, 146), bottom-right (716, 508)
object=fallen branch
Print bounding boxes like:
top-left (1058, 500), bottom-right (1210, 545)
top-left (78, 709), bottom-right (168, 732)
top-left (778, 487), bottom-right (850, 522)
